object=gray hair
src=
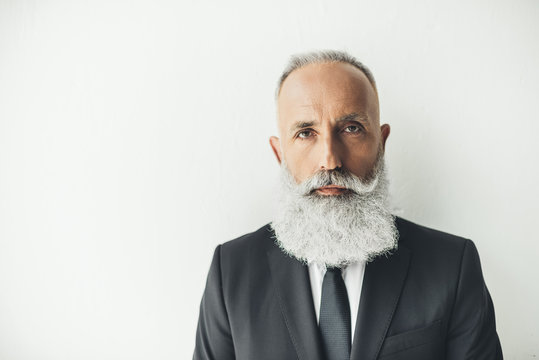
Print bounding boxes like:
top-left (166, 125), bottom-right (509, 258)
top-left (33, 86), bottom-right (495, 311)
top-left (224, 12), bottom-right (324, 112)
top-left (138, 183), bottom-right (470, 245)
top-left (275, 50), bottom-right (377, 99)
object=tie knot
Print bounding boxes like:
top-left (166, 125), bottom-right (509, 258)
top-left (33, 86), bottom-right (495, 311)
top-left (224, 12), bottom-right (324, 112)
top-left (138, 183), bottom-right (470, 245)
top-left (326, 267), bottom-right (343, 275)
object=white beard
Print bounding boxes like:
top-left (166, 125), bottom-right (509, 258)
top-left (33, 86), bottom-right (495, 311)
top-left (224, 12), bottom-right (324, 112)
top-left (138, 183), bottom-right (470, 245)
top-left (270, 155), bottom-right (398, 267)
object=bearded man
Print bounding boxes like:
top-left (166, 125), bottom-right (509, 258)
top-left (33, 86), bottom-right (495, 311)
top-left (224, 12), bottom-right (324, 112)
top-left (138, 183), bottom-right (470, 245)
top-left (193, 51), bottom-right (503, 360)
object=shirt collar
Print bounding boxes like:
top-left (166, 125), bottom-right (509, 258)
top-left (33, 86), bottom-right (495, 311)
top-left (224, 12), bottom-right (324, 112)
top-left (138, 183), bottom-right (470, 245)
top-left (307, 260), bottom-right (365, 276)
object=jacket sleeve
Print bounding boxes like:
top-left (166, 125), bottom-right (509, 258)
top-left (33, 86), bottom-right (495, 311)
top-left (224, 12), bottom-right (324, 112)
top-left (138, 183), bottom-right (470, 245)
top-left (446, 239), bottom-right (503, 359)
top-left (193, 245), bottom-right (235, 360)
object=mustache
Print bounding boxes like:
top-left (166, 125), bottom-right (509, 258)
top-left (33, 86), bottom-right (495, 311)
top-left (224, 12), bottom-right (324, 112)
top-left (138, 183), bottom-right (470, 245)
top-left (297, 167), bottom-right (379, 196)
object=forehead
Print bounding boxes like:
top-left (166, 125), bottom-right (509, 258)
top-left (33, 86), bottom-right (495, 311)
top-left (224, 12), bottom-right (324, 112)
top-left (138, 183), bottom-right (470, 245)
top-left (277, 62), bottom-right (378, 124)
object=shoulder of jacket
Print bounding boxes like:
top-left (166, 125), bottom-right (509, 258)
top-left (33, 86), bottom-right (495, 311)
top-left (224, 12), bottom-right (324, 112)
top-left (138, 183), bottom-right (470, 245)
top-left (219, 223), bottom-right (275, 256)
top-left (396, 216), bottom-right (471, 256)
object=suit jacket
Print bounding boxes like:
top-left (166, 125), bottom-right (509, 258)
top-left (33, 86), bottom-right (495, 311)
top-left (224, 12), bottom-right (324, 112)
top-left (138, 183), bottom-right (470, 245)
top-left (193, 217), bottom-right (503, 359)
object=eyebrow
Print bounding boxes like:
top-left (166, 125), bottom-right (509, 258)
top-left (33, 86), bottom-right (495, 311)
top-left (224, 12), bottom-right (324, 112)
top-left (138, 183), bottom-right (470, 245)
top-left (289, 112), bottom-right (369, 134)
top-left (289, 121), bottom-right (317, 133)
top-left (336, 112), bottom-right (369, 124)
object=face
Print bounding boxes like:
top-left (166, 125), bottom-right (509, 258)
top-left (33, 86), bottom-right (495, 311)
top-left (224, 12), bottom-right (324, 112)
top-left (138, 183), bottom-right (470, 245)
top-left (270, 62), bottom-right (390, 196)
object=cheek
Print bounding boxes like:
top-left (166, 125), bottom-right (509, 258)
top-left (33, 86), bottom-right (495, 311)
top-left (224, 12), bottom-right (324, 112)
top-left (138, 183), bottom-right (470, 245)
top-left (342, 142), bottom-right (380, 176)
top-left (287, 158), bottom-right (312, 183)
top-left (284, 147), bottom-right (318, 182)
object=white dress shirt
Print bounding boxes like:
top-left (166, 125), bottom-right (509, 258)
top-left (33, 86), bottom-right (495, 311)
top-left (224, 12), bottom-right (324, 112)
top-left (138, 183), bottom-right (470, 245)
top-left (308, 261), bottom-right (366, 341)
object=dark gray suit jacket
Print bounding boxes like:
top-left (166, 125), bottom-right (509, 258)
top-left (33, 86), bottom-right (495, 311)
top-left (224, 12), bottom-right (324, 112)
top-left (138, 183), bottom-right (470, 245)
top-left (194, 217), bottom-right (503, 359)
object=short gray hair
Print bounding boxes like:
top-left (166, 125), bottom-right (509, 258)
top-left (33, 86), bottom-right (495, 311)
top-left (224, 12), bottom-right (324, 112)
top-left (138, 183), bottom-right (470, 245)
top-left (276, 50), bottom-right (377, 99)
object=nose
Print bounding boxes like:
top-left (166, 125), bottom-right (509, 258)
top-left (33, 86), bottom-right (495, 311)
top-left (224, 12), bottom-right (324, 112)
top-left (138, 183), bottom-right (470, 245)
top-left (319, 134), bottom-right (342, 171)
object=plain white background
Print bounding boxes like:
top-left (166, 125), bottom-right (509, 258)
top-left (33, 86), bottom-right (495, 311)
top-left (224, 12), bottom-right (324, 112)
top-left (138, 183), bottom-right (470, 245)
top-left (1, 0), bottom-right (538, 358)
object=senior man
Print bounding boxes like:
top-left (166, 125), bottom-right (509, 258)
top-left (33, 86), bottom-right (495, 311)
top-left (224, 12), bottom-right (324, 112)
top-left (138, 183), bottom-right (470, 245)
top-left (193, 50), bottom-right (503, 360)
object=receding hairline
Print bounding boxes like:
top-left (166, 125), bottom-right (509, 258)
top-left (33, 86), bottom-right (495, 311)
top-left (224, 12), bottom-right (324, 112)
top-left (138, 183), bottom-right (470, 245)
top-left (276, 50), bottom-right (377, 100)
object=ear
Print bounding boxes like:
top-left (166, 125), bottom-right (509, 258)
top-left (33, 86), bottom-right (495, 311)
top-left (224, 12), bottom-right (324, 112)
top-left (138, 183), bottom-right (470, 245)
top-left (269, 136), bottom-right (283, 164)
top-left (380, 124), bottom-right (390, 150)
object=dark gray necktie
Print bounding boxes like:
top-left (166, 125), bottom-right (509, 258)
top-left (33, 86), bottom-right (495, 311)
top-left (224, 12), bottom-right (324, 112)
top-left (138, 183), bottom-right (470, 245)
top-left (319, 267), bottom-right (351, 360)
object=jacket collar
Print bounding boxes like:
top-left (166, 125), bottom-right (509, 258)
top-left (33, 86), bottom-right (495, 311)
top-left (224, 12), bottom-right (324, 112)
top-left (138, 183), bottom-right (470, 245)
top-left (351, 245), bottom-right (411, 360)
top-left (266, 244), bottom-right (325, 360)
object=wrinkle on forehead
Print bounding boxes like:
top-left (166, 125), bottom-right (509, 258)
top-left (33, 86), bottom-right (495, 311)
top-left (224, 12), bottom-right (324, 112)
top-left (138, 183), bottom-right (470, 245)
top-left (277, 62), bottom-right (380, 132)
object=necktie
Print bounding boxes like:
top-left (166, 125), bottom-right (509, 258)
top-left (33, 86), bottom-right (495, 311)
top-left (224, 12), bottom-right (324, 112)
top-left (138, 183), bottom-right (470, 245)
top-left (319, 267), bottom-right (351, 360)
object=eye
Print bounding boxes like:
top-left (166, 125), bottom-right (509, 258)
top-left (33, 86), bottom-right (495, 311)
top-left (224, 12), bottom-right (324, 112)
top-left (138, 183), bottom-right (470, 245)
top-left (343, 124), bottom-right (362, 134)
top-left (296, 129), bottom-right (314, 139)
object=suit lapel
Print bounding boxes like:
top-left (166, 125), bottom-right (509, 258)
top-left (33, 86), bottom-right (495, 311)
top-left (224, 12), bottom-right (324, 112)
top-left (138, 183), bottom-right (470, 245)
top-left (350, 245), bottom-right (411, 360)
top-left (266, 245), bottom-right (325, 360)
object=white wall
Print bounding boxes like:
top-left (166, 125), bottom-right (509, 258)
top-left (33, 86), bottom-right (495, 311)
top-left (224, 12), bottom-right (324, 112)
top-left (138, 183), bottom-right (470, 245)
top-left (1, 0), bottom-right (537, 358)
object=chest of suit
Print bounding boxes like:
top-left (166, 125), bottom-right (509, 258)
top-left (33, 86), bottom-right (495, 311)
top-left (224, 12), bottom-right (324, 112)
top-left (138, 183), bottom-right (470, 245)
top-left (220, 228), bottom-right (455, 360)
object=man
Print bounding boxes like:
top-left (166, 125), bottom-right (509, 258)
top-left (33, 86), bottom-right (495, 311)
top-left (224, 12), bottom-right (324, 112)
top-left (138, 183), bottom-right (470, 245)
top-left (193, 50), bottom-right (503, 360)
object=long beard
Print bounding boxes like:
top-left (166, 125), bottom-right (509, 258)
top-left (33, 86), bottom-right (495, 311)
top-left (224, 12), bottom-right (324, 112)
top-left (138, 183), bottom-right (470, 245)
top-left (270, 155), bottom-right (398, 267)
